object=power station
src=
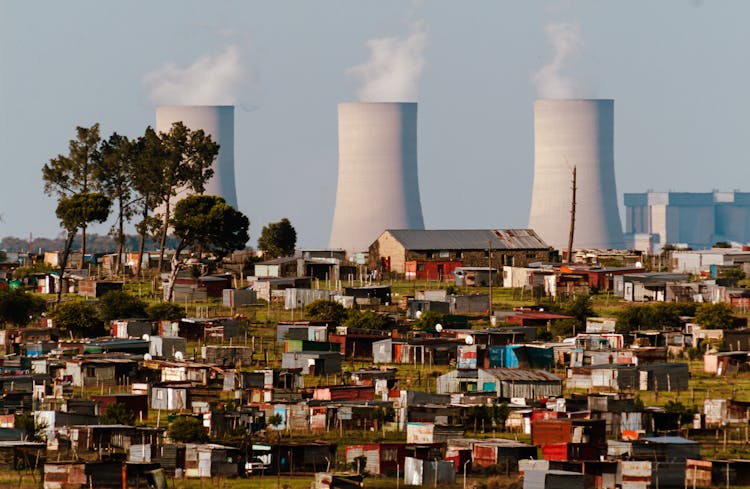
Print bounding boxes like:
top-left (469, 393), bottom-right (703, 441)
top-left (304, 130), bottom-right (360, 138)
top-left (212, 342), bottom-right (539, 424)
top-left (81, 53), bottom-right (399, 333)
top-left (155, 105), bottom-right (238, 209)
top-left (329, 102), bottom-right (425, 255)
top-left (528, 99), bottom-right (625, 251)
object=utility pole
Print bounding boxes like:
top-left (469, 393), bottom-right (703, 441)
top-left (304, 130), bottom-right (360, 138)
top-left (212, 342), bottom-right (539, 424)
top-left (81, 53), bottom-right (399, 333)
top-left (488, 240), bottom-right (493, 317)
top-left (566, 166), bottom-right (577, 263)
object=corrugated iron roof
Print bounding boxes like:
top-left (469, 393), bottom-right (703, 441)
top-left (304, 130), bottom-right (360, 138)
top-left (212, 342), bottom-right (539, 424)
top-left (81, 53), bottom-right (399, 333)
top-left (480, 368), bottom-right (561, 382)
top-left (384, 229), bottom-right (550, 251)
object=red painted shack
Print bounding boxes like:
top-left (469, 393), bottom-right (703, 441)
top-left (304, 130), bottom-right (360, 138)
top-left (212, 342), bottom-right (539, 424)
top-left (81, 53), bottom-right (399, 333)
top-left (405, 261), bottom-right (463, 281)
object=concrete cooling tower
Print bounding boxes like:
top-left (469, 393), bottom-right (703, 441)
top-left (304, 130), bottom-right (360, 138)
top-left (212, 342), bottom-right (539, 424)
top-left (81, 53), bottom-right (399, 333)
top-left (329, 102), bottom-right (425, 254)
top-left (155, 105), bottom-right (237, 208)
top-left (528, 99), bottom-right (625, 251)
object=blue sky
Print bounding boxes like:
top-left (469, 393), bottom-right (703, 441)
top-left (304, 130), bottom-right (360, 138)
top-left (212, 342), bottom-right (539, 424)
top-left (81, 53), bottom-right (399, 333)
top-left (1, 1), bottom-right (749, 249)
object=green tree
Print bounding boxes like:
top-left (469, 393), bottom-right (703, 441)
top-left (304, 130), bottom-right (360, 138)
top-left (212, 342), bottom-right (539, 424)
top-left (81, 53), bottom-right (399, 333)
top-left (0, 289), bottom-right (46, 327)
top-left (12, 262), bottom-right (54, 280)
top-left (97, 291), bottom-right (147, 324)
top-left (146, 302), bottom-right (184, 321)
top-left (54, 192), bottom-right (111, 302)
top-left (695, 302), bottom-right (735, 330)
top-left (15, 414), bottom-right (47, 442)
top-left (100, 402), bottom-right (136, 425)
top-left (42, 124), bottom-right (102, 268)
top-left (129, 127), bottom-right (167, 277)
top-left (152, 123), bottom-right (218, 273)
top-left (169, 416), bottom-right (209, 443)
top-left (305, 299), bottom-right (347, 324)
top-left (50, 300), bottom-right (103, 338)
top-left (413, 310), bottom-right (445, 330)
top-left (96, 132), bottom-right (137, 276)
top-left (257, 218), bottom-right (297, 259)
top-left (344, 310), bottom-right (391, 330)
top-left (164, 195), bottom-right (249, 301)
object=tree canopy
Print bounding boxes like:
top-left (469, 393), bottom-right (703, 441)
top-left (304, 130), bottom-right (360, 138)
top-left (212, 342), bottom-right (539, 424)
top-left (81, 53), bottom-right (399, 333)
top-left (54, 192), bottom-right (111, 302)
top-left (0, 289), bottom-right (46, 327)
top-left (344, 310), bottom-right (392, 330)
top-left (42, 124), bottom-right (103, 268)
top-left (100, 402), bottom-right (136, 425)
top-left (50, 300), bottom-right (103, 338)
top-left (257, 218), bottom-right (297, 259)
top-left (695, 302), bottom-right (736, 330)
top-left (164, 195), bottom-right (249, 301)
top-left (98, 291), bottom-right (147, 324)
top-left (146, 302), bottom-right (184, 321)
top-left (169, 416), bottom-right (208, 443)
top-left (305, 299), bottom-right (347, 324)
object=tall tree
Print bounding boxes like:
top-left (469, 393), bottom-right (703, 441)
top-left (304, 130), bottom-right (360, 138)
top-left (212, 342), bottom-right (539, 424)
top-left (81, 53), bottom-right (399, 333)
top-left (96, 132), bottom-right (137, 276)
top-left (129, 127), bottom-right (166, 278)
top-left (164, 195), bottom-right (249, 301)
top-left (42, 124), bottom-right (102, 268)
top-left (257, 218), bottom-right (297, 258)
top-left (54, 193), bottom-right (111, 302)
top-left (152, 122), bottom-right (218, 273)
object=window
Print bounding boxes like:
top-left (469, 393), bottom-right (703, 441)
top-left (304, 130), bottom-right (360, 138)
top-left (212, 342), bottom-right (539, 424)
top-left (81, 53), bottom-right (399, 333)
top-left (439, 251), bottom-right (450, 258)
top-left (156, 390), bottom-right (164, 400)
top-left (416, 264), bottom-right (425, 271)
top-left (85, 367), bottom-right (96, 377)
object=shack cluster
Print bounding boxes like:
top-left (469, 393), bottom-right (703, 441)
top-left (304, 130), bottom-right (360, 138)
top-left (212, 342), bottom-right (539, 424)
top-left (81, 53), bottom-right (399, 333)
top-left (2, 234), bottom-right (750, 489)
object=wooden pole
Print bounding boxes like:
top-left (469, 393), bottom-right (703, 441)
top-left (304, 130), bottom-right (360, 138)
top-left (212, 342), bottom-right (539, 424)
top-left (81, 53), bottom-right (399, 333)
top-left (567, 166), bottom-right (577, 263)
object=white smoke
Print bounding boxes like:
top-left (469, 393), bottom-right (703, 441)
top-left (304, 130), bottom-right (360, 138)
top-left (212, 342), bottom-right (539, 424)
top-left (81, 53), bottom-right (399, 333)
top-left (347, 22), bottom-right (427, 102)
top-left (143, 45), bottom-right (253, 106)
top-left (532, 22), bottom-right (594, 99)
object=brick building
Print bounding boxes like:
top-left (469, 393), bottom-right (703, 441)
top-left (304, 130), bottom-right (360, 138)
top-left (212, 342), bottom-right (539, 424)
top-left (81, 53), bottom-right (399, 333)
top-left (368, 229), bottom-right (551, 275)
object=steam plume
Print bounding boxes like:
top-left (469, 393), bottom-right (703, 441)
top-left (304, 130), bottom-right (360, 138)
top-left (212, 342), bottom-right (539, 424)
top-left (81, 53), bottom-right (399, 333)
top-left (532, 22), bottom-right (593, 99)
top-left (143, 45), bottom-right (253, 106)
top-left (347, 22), bottom-right (427, 102)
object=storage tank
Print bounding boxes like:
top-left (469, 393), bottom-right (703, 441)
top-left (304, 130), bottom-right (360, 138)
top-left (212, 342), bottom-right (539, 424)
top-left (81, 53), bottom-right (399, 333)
top-left (155, 105), bottom-right (237, 208)
top-left (329, 102), bottom-right (425, 254)
top-left (528, 99), bottom-right (625, 251)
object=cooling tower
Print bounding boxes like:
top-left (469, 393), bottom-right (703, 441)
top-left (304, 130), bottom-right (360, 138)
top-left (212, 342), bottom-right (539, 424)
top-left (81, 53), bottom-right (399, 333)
top-left (528, 99), bottom-right (625, 251)
top-left (329, 102), bottom-right (425, 254)
top-left (155, 105), bottom-right (237, 208)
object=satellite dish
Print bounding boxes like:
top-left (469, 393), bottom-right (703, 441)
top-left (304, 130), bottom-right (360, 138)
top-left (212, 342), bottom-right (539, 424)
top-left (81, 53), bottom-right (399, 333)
top-left (465, 335), bottom-right (474, 345)
top-left (174, 351), bottom-right (184, 361)
top-left (143, 353), bottom-right (153, 361)
top-left (635, 261), bottom-right (643, 268)
top-left (142, 334), bottom-right (150, 342)
top-left (435, 324), bottom-right (443, 333)
top-left (415, 310), bottom-right (423, 319)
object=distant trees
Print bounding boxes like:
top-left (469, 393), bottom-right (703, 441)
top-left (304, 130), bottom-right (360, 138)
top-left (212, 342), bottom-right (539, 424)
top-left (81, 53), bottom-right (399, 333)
top-left (344, 310), bottom-right (392, 330)
top-left (257, 218), bottom-right (297, 259)
top-left (413, 310), bottom-right (445, 330)
top-left (164, 195), bottom-right (249, 301)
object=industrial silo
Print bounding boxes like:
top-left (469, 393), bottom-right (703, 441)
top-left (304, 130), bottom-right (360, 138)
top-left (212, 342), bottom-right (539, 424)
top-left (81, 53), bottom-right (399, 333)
top-left (155, 105), bottom-right (237, 209)
top-left (528, 99), bottom-right (624, 251)
top-left (329, 102), bottom-right (425, 255)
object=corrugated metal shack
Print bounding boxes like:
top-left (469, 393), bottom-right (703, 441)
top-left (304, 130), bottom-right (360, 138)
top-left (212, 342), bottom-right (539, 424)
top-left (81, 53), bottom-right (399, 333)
top-left (202, 345), bottom-right (253, 367)
top-left (404, 457), bottom-right (456, 486)
top-left (523, 469), bottom-right (584, 489)
top-left (472, 438), bottom-right (537, 469)
top-left (281, 351), bottom-right (342, 375)
top-left (436, 368), bottom-right (562, 400)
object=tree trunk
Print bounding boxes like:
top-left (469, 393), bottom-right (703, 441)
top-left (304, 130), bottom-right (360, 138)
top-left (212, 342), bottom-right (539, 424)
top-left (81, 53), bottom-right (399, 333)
top-left (56, 231), bottom-right (77, 304)
top-left (157, 199), bottom-right (170, 274)
top-left (79, 225), bottom-right (86, 269)
top-left (136, 206), bottom-right (149, 279)
top-left (115, 196), bottom-right (126, 277)
top-left (165, 246), bottom-right (184, 302)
